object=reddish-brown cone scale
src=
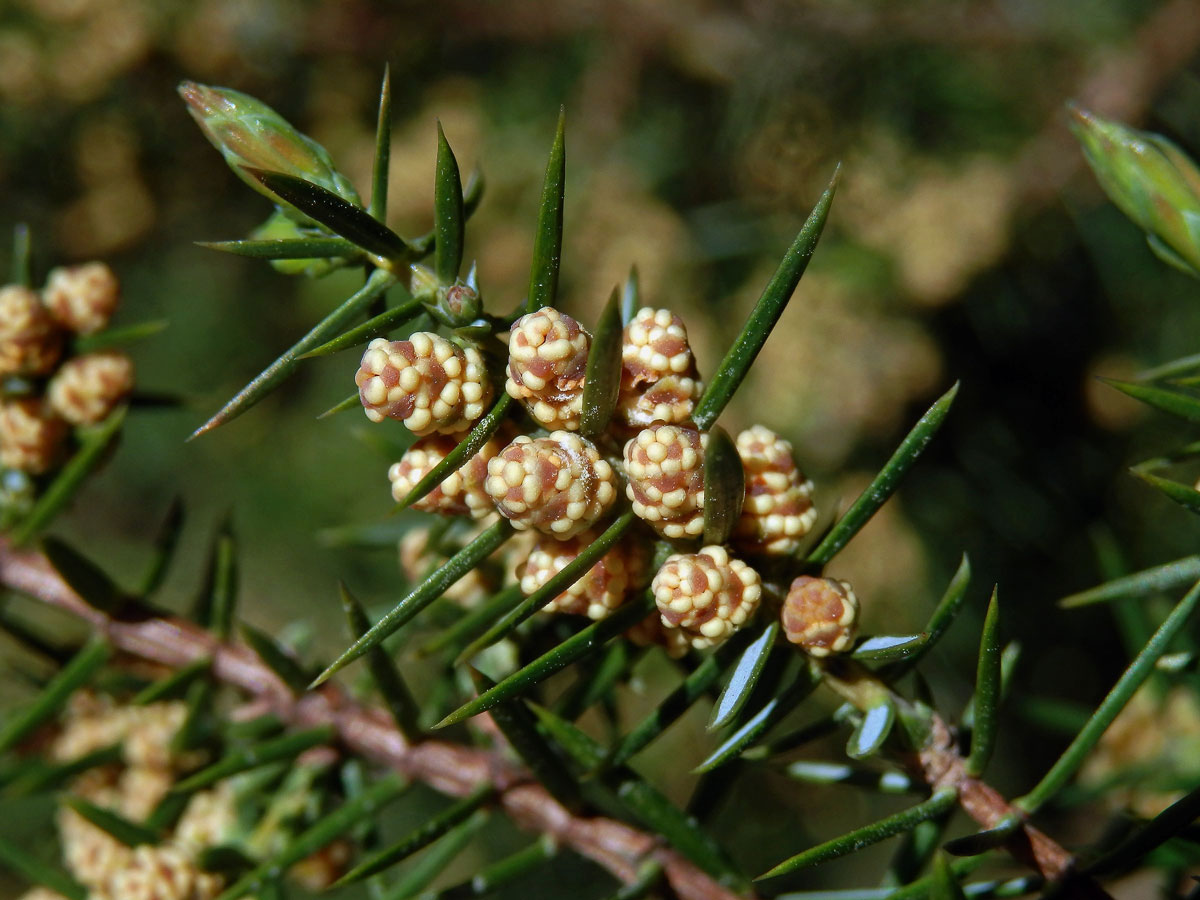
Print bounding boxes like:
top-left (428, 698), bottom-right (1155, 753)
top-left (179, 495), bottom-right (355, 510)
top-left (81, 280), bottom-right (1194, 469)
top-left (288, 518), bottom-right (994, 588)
top-left (356, 333), bottom-right (492, 434)
top-left (388, 433), bottom-right (502, 517)
top-left (734, 425), bottom-right (817, 556)
top-left (486, 431), bottom-right (617, 539)
top-left (651, 546), bottom-right (761, 650)
top-left (782, 575), bottom-right (859, 657)
top-left (505, 307), bottom-right (591, 431)
top-left (517, 531), bottom-right (649, 619)
top-left (623, 424), bottom-right (706, 538)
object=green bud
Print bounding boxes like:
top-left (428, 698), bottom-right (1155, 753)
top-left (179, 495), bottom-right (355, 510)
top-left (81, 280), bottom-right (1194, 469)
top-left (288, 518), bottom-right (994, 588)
top-left (408, 263), bottom-right (440, 301)
top-left (441, 283), bottom-right (482, 323)
top-left (410, 263), bottom-right (482, 327)
top-left (1070, 105), bottom-right (1200, 277)
top-left (250, 210), bottom-right (341, 278)
top-left (179, 81), bottom-right (361, 216)
top-left (417, 270), bottom-right (482, 328)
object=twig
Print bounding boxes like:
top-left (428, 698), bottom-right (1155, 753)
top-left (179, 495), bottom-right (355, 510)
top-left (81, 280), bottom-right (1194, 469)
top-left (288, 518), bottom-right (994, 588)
top-left (0, 537), bottom-right (746, 900)
top-left (819, 661), bottom-right (1113, 900)
top-left (917, 716), bottom-right (1101, 894)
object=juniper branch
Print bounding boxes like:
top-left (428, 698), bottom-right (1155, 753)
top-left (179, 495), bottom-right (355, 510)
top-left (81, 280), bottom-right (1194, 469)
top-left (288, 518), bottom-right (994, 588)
top-left (818, 659), bottom-right (1112, 900)
top-left (0, 537), bottom-right (745, 900)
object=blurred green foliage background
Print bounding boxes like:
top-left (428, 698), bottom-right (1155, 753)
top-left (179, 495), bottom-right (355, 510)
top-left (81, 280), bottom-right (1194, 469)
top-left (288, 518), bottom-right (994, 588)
top-left (5, 0), bottom-right (1200, 892)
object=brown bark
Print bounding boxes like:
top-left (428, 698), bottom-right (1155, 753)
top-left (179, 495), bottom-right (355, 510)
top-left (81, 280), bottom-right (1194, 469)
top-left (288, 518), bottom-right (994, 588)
top-left (816, 658), bottom-right (1113, 900)
top-left (918, 716), bottom-right (1113, 900)
top-left (1, 537), bottom-right (1123, 899)
top-left (0, 538), bottom-right (749, 900)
